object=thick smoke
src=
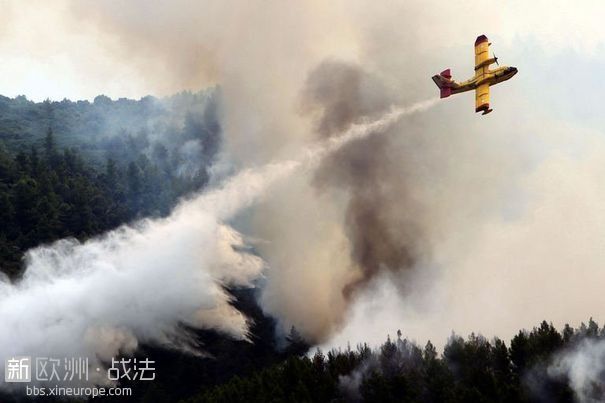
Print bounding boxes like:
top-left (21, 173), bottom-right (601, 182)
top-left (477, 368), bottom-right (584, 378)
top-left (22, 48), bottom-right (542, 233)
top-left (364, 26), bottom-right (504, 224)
top-left (61, 0), bottom-right (430, 341)
top-left (5, 2), bottom-right (605, 384)
top-left (63, 0), bottom-right (605, 347)
top-left (0, 96), bottom-right (436, 387)
top-left (301, 60), bottom-right (426, 299)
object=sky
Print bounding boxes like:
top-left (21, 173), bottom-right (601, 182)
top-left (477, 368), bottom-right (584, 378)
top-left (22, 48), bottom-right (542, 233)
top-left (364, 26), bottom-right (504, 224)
top-left (4, 0), bottom-right (605, 349)
top-left (0, 0), bottom-right (603, 102)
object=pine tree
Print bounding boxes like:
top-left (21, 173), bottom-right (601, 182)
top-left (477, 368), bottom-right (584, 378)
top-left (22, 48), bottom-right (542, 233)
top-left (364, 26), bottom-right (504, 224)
top-left (44, 127), bottom-right (56, 159)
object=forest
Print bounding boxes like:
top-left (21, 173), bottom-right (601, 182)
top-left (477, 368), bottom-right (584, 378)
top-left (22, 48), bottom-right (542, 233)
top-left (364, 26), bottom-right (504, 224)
top-left (0, 93), bottom-right (599, 403)
top-left (0, 91), bottom-right (220, 278)
top-left (186, 319), bottom-right (604, 403)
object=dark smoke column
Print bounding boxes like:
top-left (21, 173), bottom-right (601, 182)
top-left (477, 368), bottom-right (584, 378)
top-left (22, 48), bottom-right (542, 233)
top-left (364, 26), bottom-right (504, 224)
top-left (301, 60), bottom-right (426, 300)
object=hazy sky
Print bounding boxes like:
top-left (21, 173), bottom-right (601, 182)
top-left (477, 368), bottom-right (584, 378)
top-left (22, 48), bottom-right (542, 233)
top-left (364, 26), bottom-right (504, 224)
top-left (1, 0), bottom-right (604, 101)
top-left (0, 1), bottom-right (150, 101)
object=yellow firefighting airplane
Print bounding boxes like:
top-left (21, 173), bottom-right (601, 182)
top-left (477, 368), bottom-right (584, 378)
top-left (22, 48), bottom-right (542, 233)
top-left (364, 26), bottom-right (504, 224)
top-left (432, 35), bottom-right (517, 115)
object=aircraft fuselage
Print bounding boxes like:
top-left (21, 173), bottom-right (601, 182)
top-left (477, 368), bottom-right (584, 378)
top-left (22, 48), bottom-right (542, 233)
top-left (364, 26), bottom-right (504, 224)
top-left (451, 66), bottom-right (518, 95)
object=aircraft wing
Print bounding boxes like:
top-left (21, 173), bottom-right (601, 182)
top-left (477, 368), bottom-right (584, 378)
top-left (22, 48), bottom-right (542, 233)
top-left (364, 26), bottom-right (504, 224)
top-left (474, 35), bottom-right (490, 70)
top-left (475, 83), bottom-right (492, 114)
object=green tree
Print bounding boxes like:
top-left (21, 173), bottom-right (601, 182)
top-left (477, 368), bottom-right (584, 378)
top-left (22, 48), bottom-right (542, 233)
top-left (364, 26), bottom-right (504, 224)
top-left (44, 127), bottom-right (56, 159)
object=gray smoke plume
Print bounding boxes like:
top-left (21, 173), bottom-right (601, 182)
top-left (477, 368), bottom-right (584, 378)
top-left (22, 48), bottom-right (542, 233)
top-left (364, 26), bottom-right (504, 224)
top-left (8, 0), bottom-right (605, 376)
top-left (0, 96), bottom-right (437, 388)
top-left (301, 60), bottom-right (426, 299)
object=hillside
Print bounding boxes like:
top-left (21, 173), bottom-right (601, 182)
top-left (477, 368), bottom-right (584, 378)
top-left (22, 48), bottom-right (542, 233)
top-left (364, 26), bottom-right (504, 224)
top-left (0, 90), bottom-right (221, 277)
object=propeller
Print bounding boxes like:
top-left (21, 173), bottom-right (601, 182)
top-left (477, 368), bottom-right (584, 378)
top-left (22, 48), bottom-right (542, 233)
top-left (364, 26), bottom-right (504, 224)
top-left (493, 53), bottom-right (499, 66)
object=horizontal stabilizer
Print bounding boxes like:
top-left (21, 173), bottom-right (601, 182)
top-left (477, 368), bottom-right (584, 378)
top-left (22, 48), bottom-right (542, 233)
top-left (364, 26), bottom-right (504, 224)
top-left (432, 68), bottom-right (453, 98)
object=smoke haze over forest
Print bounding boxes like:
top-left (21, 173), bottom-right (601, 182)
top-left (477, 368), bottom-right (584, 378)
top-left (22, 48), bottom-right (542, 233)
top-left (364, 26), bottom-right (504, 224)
top-left (2, 1), bottom-right (605, 401)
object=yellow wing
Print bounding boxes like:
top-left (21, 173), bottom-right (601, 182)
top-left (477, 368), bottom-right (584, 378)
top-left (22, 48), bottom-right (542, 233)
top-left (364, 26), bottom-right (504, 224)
top-left (475, 35), bottom-right (493, 114)
top-left (474, 35), bottom-right (490, 70)
top-left (475, 83), bottom-right (491, 114)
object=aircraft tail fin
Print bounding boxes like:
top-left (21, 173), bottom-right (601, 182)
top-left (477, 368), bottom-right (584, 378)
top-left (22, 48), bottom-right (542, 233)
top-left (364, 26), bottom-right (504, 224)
top-left (432, 69), bottom-right (453, 98)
